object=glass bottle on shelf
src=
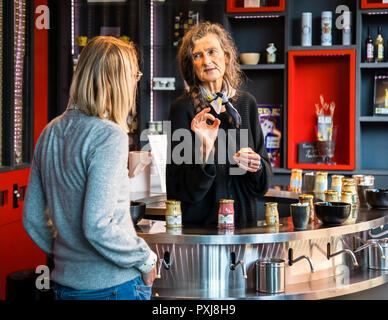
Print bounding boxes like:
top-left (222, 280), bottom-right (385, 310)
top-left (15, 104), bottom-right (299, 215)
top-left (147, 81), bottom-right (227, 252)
top-left (266, 43), bottom-right (277, 64)
top-left (366, 26), bottom-right (374, 63)
top-left (375, 26), bottom-right (384, 62)
top-left (173, 15), bottom-right (180, 47)
top-left (188, 11), bottom-right (194, 27)
top-left (183, 15), bottom-right (189, 35)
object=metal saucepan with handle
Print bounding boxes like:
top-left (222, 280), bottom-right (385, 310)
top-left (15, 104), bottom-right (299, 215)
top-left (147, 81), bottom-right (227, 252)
top-left (367, 238), bottom-right (388, 270)
top-left (255, 249), bottom-right (314, 294)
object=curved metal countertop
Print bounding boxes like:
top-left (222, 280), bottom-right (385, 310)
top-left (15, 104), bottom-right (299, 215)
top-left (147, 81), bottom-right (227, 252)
top-left (136, 208), bottom-right (388, 245)
top-left (151, 268), bottom-right (388, 300)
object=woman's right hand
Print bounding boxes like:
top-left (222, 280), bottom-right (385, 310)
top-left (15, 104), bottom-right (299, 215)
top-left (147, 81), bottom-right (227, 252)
top-left (142, 265), bottom-right (157, 286)
top-left (190, 107), bottom-right (221, 162)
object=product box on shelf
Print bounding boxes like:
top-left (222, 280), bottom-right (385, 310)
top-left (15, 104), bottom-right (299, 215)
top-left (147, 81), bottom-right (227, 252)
top-left (244, 0), bottom-right (261, 7)
top-left (373, 74), bottom-right (388, 116)
top-left (258, 105), bottom-right (282, 168)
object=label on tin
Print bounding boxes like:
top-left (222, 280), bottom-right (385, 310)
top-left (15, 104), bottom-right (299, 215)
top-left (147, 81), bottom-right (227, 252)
top-left (218, 214), bottom-right (234, 226)
top-left (267, 215), bottom-right (278, 225)
top-left (291, 179), bottom-right (302, 188)
top-left (166, 215), bottom-right (182, 227)
top-left (316, 181), bottom-right (328, 192)
top-left (166, 228), bottom-right (182, 235)
top-left (332, 186), bottom-right (342, 194)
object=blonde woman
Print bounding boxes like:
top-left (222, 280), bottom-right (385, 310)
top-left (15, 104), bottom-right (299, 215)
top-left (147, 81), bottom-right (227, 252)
top-left (23, 36), bottom-right (157, 300)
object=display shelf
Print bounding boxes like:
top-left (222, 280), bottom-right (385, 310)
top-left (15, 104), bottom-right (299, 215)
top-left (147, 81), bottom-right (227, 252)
top-left (242, 68), bottom-right (284, 106)
top-left (228, 15), bottom-right (285, 64)
top-left (361, 0), bottom-right (388, 9)
top-left (272, 168), bottom-right (291, 174)
top-left (360, 116), bottom-right (388, 122)
top-left (289, 45), bottom-right (357, 51)
top-left (72, 0), bottom-right (138, 57)
top-left (360, 122), bottom-right (388, 170)
top-left (358, 169), bottom-right (388, 176)
top-left (360, 62), bottom-right (388, 68)
top-left (287, 49), bottom-right (356, 171)
top-left (288, 0), bottom-right (357, 47)
top-left (226, 0), bottom-right (285, 13)
top-left (240, 63), bottom-right (285, 70)
top-left (360, 8), bottom-right (388, 14)
top-left (360, 68), bottom-right (388, 117)
top-left (360, 12), bottom-right (388, 62)
top-left (226, 12), bottom-right (285, 18)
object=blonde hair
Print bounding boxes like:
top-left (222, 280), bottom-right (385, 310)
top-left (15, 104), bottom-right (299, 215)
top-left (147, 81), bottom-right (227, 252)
top-left (68, 36), bottom-right (139, 132)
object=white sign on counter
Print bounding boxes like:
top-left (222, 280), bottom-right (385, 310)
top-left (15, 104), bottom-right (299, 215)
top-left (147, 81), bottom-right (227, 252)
top-left (148, 134), bottom-right (167, 194)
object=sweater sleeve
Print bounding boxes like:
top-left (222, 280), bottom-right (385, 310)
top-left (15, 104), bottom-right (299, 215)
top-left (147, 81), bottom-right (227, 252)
top-left (23, 145), bottom-right (54, 255)
top-left (244, 93), bottom-right (273, 197)
top-left (82, 129), bottom-right (156, 272)
top-left (166, 96), bottom-right (217, 204)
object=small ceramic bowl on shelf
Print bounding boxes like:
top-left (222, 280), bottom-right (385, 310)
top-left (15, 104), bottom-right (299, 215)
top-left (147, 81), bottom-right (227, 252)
top-left (240, 53), bottom-right (260, 65)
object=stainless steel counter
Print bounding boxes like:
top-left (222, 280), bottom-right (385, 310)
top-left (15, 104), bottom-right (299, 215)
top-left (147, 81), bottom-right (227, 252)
top-left (151, 267), bottom-right (388, 300)
top-left (133, 190), bottom-right (388, 300)
top-left (136, 208), bottom-right (388, 244)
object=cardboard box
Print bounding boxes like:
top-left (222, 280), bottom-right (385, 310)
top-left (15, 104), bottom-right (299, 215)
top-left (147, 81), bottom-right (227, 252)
top-left (244, 0), bottom-right (261, 8)
top-left (373, 74), bottom-right (388, 116)
top-left (258, 105), bottom-right (282, 168)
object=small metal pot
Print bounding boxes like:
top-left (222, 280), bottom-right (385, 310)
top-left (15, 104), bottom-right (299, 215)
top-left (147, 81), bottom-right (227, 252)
top-left (368, 239), bottom-right (388, 270)
top-left (255, 258), bottom-right (285, 294)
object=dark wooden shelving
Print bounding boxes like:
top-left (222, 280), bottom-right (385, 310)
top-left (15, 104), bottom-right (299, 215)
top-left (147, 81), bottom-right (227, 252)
top-left (240, 64), bottom-right (285, 70)
top-left (226, 12), bottom-right (285, 19)
top-left (289, 45), bottom-right (357, 51)
top-left (360, 8), bottom-right (388, 14)
top-left (361, 0), bottom-right (388, 9)
top-left (288, 49), bottom-right (356, 171)
top-left (272, 168), bottom-right (291, 174)
top-left (359, 116), bottom-right (388, 122)
top-left (141, 0), bottom-right (388, 184)
top-left (226, 0), bottom-right (285, 13)
top-left (360, 62), bottom-right (388, 68)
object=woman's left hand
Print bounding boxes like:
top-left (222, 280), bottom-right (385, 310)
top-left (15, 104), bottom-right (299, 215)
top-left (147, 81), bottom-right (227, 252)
top-left (233, 147), bottom-right (262, 173)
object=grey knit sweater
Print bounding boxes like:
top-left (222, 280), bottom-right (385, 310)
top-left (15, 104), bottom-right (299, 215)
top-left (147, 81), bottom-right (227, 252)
top-left (23, 109), bottom-right (156, 290)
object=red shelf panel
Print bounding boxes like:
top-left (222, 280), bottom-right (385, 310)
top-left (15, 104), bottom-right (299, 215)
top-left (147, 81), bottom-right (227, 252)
top-left (226, 0), bottom-right (285, 13)
top-left (287, 49), bottom-right (356, 171)
top-left (361, 0), bottom-right (388, 9)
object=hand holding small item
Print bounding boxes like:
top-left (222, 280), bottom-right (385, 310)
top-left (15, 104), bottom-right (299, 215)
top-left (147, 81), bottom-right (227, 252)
top-left (129, 151), bottom-right (152, 178)
top-left (233, 147), bottom-right (262, 172)
top-left (191, 107), bottom-right (221, 162)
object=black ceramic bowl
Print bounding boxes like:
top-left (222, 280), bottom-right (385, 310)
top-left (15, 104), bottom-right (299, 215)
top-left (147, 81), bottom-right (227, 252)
top-left (365, 189), bottom-right (388, 209)
top-left (314, 202), bottom-right (351, 225)
top-left (130, 201), bottom-right (146, 225)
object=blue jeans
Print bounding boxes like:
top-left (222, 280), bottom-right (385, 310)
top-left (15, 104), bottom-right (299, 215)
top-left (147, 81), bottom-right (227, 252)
top-left (53, 276), bottom-right (152, 300)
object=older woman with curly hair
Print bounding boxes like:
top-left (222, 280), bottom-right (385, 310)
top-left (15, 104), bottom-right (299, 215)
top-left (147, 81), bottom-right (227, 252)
top-left (167, 22), bottom-right (272, 226)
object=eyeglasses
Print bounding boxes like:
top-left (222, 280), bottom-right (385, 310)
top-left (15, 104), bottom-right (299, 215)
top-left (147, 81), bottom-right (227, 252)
top-left (135, 71), bottom-right (143, 82)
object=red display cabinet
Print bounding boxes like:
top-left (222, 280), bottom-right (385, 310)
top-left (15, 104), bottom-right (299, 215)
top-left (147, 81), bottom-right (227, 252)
top-left (287, 49), bottom-right (356, 171)
top-left (226, 0), bottom-right (285, 13)
top-left (0, 0), bottom-right (48, 299)
top-left (361, 0), bottom-right (388, 9)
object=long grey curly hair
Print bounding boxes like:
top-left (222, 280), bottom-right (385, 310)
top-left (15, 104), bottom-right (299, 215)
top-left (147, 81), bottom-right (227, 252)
top-left (177, 22), bottom-right (244, 114)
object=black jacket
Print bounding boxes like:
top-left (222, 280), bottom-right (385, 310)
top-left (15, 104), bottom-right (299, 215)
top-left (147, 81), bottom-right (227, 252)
top-left (166, 91), bottom-right (272, 226)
